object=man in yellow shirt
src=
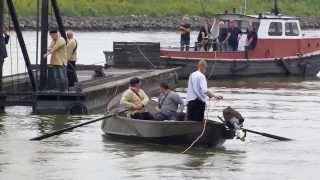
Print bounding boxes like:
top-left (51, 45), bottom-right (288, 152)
top-left (46, 30), bottom-right (67, 91)
top-left (120, 77), bottom-right (154, 120)
top-left (66, 31), bottom-right (78, 87)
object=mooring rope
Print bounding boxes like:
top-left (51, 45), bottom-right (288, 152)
top-left (136, 45), bottom-right (157, 69)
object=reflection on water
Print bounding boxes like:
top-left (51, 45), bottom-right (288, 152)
top-left (1, 77), bottom-right (320, 179)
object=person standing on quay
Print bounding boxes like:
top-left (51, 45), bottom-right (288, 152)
top-left (66, 31), bottom-right (78, 87)
top-left (46, 30), bottom-right (67, 91)
top-left (178, 16), bottom-right (191, 51)
top-left (186, 60), bottom-right (223, 121)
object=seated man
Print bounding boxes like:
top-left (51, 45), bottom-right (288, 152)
top-left (155, 82), bottom-right (184, 121)
top-left (120, 77), bottom-right (154, 120)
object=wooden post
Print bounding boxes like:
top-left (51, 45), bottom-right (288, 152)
top-left (39, 0), bottom-right (49, 90)
top-left (0, 0), bottom-right (6, 112)
top-left (51, 0), bottom-right (67, 41)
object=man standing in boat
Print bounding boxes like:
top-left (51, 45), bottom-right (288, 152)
top-left (155, 82), bottom-right (184, 121)
top-left (246, 25), bottom-right (258, 50)
top-left (0, 27), bottom-right (9, 59)
top-left (186, 60), bottom-right (223, 121)
top-left (120, 77), bottom-right (154, 120)
top-left (226, 20), bottom-right (242, 51)
top-left (45, 30), bottom-right (68, 91)
top-left (245, 25), bottom-right (258, 58)
top-left (66, 31), bottom-right (78, 87)
top-left (178, 16), bottom-right (191, 51)
top-left (197, 22), bottom-right (211, 51)
top-left (217, 21), bottom-right (228, 51)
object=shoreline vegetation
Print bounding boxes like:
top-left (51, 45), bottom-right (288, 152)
top-left (3, 16), bottom-right (320, 31)
top-left (3, 0), bottom-right (320, 31)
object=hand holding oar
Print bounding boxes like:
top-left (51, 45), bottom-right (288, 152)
top-left (217, 116), bottom-right (292, 141)
top-left (30, 113), bottom-right (115, 141)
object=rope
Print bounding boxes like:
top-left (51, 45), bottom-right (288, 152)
top-left (8, 19), bottom-right (13, 85)
top-left (181, 99), bottom-right (213, 154)
top-left (35, 0), bottom-right (40, 81)
top-left (106, 84), bottom-right (120, 113)
top-left (15, 33), bottom-right (19, 76)
top-left (136, 46), bottom-right (157, 69)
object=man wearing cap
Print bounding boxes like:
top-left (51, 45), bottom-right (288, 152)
top-left (46, 30), bottom-right (67, 91)
top-left (120, 77), bottom-right (154, 120)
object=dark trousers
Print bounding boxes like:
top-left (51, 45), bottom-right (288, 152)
top-left (131, 112), bottom-right (155, 120)
top-left (67, 61), bottom-right (78, 87)
top-left (187, 99), bottom-right (206, 121)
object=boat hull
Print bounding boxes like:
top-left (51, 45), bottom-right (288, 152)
top-left (101, 115), bottom-right (234, 148)
top-left (160, 54), bottom-right (320, 79)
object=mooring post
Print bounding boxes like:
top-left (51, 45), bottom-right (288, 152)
top-left (0, 0), bottom-right (6, 112)
top-left (39, 0), bottom-right (49, 90)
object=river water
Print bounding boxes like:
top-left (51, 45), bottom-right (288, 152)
top-left (1, 31), bottom-right (320, 180)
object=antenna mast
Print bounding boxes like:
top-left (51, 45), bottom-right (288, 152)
top-left (244, 0), bottom-right (247, 15)
top-left (273, 0), bottom-right (279, 16)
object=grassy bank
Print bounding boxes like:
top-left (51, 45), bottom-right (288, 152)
top-left (7, 0), bottom-right (320, 17)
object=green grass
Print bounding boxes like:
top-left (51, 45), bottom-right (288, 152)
top-left (6, 0), bottom-right (320, 16)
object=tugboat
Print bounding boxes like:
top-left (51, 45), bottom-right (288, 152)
top-left (160, 1), bottom-right (320, 79)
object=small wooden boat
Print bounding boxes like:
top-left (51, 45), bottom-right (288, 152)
top-left (101, 115), bottom-right (235, 148)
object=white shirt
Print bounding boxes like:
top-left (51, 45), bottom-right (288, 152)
top-left (186, 70), bottom-right (208, 103)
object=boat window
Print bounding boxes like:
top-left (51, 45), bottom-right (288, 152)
top-left (285, 22), bottom-right (299, 36)
top-left (268, 22), bottom-right (283, 36)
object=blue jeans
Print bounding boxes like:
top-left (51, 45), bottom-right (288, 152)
top-left (180, 38), bottom-right (190, 51)
top-left (155, 111), bottom-right (177, 120)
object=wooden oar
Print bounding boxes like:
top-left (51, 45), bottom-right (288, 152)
top-left (217, 116), bottom-right (292, 141)
top-left (30, 113), bottom-right (115, 141)
top-left (243, 128), bottom-right (292, 141)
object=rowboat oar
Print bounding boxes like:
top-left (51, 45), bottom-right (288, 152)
top-left (30, 113), bottom-right (115, 141)
top-left (242, 128), bottom-right (292, 141)
top-left (217, 116), bottom-right (292, 141)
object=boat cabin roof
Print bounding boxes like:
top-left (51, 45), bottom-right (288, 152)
top-left (213, 13), bottom-right (302, 39)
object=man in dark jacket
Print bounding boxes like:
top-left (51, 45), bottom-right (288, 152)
top-left (0, 27), bottom-right (9, 59)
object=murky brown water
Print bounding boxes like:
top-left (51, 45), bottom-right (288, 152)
top-left (1, 32), bottom-right (320, 180)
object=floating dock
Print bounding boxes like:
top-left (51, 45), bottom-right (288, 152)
top-left (0, 65), bottom-right (178, 114)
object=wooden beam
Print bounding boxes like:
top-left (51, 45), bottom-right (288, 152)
top-left (0, 0), bottom-right (5, 112)
top-left (39, 0), bottom-right (49, 90)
